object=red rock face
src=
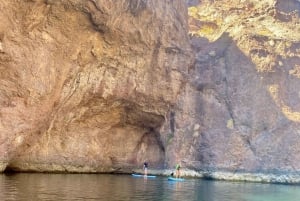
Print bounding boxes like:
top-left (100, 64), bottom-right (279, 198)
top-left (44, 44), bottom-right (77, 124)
top-left (1, 0), bottom-right (300, 181)
top-left (162, 0), bottom-right (300, 177)
top-left (0, 0), bottom-right (192, 172)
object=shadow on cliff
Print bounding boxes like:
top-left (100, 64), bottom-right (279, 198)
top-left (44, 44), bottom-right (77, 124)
top-left (169, 30), bottom-right (300, 174)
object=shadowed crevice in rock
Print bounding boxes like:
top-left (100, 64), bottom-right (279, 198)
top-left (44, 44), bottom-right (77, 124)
top-left (127, 0), bottom-right (147, 16)
top-left (275, 0), bottom-right (300, 18)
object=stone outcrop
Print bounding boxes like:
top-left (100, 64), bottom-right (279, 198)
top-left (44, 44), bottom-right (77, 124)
top-left (160, 0), bottom-right (300, 182)
top-left (0, 0), bottom-right (192, 172)
top-left (1, 0), bottom-right (300, 184)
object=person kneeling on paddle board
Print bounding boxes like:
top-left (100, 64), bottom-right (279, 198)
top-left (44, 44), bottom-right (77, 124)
top-left (143, 161), bottom-right (148, 175)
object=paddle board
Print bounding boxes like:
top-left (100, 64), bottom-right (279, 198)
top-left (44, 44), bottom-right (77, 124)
top-left (167, 177), bottom-right (185, 181)
top-left (131, 174), bottom-right (156, 178)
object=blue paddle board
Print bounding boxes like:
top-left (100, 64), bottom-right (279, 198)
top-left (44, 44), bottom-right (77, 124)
top-left (168, 177), bottom-right (185, 181)
top-left (131, 174), bottom-right (156, 178)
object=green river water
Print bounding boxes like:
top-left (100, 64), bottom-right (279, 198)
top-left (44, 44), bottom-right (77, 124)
top-left (1, 173), bottom-right (299, 201)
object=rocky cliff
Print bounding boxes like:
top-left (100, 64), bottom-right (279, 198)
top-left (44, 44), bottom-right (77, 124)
top-left (161, 0), bottom-right (300, 183)
top-left (1, 0), bottom-right (300, 184)
top-left (0, 0), bottom-right (192, 172)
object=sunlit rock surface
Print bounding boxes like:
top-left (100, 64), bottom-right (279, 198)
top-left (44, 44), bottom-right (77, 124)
top-left (1, 0), bottom-right (300, 184)
top-left (0, 0), bottom-right (192, 172)
top-left (161, 0), bottom-right (300, 182)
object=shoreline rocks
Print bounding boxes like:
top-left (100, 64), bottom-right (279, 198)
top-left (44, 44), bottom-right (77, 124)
top-left (3, 162), bottom-right (300, 184)
top-left (134, 169), bottom-right (300, 184)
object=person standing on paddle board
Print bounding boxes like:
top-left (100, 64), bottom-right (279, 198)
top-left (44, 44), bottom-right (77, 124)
top-left (143, 161), bottom-right (148, 175)
top-left (175, 163), bottom-right (181, 178)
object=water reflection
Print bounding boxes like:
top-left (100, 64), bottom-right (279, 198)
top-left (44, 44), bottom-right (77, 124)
top-left (0, 173), bottom-right (300, 201)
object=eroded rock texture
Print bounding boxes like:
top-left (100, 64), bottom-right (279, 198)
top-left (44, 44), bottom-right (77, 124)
top-left (161, 0), bottom-right (300, 176)
top-left (0, 0), bottom-right (192, 172)
top-left (1, 0), bottom-right (300, 180)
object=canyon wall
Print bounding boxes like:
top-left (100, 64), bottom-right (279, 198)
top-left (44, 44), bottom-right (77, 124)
top-left (160, 0), bottom-right (300, 182)
top-left (0, 0), bottom-right (192, 172)
top-left (1, 0), bottom-right (300, 183)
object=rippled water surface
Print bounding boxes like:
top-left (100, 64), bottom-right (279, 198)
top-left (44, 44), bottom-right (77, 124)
top-left (0, 173), bottom-right (300, 201)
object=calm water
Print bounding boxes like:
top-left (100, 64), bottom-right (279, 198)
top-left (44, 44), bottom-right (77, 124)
top-left (0, 173), bottom-right (300, 201)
